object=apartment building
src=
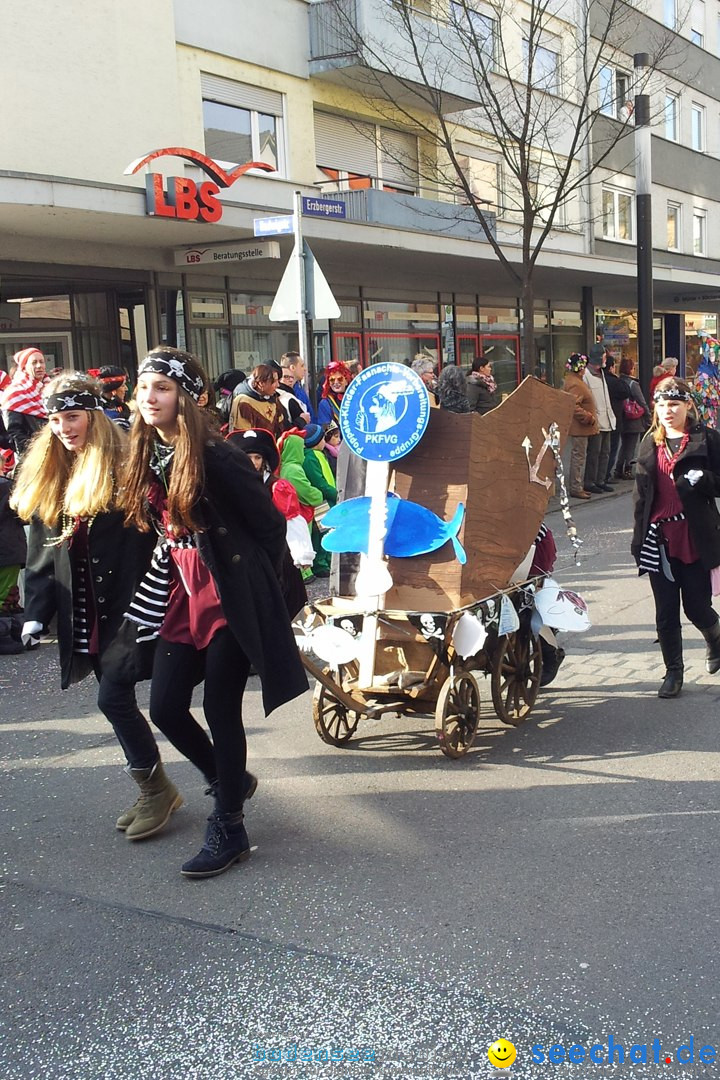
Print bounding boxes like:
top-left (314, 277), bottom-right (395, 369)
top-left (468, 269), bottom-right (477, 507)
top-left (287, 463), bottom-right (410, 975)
top-left (1, 0), bottom-right (719, 393)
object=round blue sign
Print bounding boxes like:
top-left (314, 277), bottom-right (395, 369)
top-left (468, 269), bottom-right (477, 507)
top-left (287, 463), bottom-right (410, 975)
top-left (339, 361), bottom-right (431, 462)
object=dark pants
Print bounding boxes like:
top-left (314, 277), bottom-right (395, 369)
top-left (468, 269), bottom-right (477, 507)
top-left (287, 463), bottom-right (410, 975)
top-left (605, 427), bottom-right (621, 481)
top-left (149, 627), bottom-right (251, 813)
top-left (615, 432), bottom-right (640, 476)
top-left (95, 668), bottom-right (159, 772)
top-left (648, 558), bottom-right (717, 637)
top-left (584, 430), bottom-right (612, 488)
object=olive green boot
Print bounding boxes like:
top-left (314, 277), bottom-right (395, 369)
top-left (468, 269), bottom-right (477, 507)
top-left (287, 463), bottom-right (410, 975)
top-left (119, 762), bottom-right (183, 840)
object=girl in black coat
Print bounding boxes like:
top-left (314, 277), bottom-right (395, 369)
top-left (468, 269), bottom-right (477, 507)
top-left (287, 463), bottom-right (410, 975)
top-left (631, 377), bottom-right (720, 698)
top-left (121, 347), bottom-right (308, 879)
top-left (11, 372), bottom-right (183, 838)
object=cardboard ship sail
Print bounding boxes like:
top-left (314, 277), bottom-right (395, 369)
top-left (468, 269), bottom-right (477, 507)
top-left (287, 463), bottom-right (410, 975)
top-left (381, 376), bottom-right (576, 611)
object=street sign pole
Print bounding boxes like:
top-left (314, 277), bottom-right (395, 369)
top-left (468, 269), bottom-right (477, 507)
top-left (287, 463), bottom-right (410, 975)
top-left (293, 190), bottom-right (312, 401)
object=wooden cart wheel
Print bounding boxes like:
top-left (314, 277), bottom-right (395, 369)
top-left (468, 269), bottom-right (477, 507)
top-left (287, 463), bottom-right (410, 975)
top-left (491, 628), bottom-right (542, 726)
top-left (312, 669), bottom-right (361, 746)
top-left (434, 670), bottom-right (482, 758)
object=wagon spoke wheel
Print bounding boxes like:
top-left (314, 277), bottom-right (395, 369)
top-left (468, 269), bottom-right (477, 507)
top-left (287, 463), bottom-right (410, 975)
top-left (312, 667), bottom-right (360, 746)
top-left (434, 670), bottom-right (481, 758)
top-left (491, 630), bottom-right (542, 726)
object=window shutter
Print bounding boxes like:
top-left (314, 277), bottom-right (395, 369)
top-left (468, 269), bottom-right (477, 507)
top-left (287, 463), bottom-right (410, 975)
top-left (201, 73), bottom-right (283, 116)
top-left (314, 111), bottom-right (378, 175)
top-left (378, 126), bottom-right (418, 187)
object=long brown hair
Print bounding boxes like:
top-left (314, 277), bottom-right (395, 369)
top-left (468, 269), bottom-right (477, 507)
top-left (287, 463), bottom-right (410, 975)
top-left (649, 376), bottom-right (699, 446)
top-left (119, 348), bottom-right (212, 532)
top-left (11, 372), bottom-right (125, 526)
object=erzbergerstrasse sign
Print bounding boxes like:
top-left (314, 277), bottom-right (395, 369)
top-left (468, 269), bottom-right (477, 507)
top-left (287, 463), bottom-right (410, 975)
top-left (125, 148), bottom-right (275, 223)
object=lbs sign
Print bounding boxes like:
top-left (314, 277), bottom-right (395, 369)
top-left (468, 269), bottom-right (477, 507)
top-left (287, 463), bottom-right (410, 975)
top-left (125, 147), bottom-right (275, 224)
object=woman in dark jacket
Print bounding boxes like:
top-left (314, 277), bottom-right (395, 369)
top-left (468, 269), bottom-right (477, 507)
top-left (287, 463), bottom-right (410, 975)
top-left (121, 347), bottom-right (308, 879)
top-left (631, 376), bottom-right (720, 698)
top-left (466, 356), bottom-right (500, 414)
top-left (12, 372), bottom-right (182, 839)
top-left (615, 356), bottom-right (650, 479)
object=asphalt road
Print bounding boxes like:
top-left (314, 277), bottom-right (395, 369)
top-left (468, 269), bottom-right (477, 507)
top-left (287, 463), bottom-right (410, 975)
top-left (2, 487), bottom-right (719, 1079)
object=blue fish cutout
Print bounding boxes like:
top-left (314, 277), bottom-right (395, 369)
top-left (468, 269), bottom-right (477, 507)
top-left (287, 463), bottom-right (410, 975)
top-left (321, 494), bottom-right (466, 564)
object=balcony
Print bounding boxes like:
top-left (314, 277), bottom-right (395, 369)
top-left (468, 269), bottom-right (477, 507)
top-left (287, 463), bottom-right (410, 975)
top-left (308, 0), bottom-right (481, 112)
top-left (317, 184), bottom-right (496, 242)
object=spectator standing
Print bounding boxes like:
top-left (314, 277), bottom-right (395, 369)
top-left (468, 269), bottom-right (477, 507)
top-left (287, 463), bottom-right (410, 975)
top-left (603, 354), bottom-right (630, 482)
top-left (562, 352), bottom-right (598, 500)
top-left (437, 364), bottom-right (472, 413)
top-left (615, 356), bottom-right (650, 479)
top-left (466, 356), bottom-right (500, 414)
top-left (280, 351), bottom-right (314, 423)
top-left (649, 357), bottom-right (679, 399)
top-left (583, 343), bottom-right (616, 493)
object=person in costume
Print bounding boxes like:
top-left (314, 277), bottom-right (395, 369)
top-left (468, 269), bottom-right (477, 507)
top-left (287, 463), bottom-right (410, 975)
top-left (303, 423), bottom-right (337, 579)
top-left (279, 432), bottom-right (324, 586)
top-left (317, 361), bottom-right (353, 428)
top-left (229, 363), bottom-right (285, 438)
top-left (228, 427), bottom-right (308, 617)
top-left (121, 347), bottom-right (307, 878)
top-left (88, 365), bottom-right (131, 431)
top-left (691, 347), bottom-right (720, 429)
top-left (1, 348), bottom-right (49, 459)
top-left (12, 371), bottom-right (182, 838)
top-left (631, 377), bottom-right (720, 699)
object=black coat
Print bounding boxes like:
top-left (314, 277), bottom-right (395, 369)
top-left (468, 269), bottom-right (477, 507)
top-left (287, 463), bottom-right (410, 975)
top-left (0, 478), bottom-right (27, 568)
top-left (23, 511), bottom-right (157, 689)
top-left (631, 424), bottom-right (720, 570)
top-left (193, 438), bottom-right (308, 715)
top-left (6, 412), bottom-right (46, 457)
top-left (466, 374), bottom-right (499, 414)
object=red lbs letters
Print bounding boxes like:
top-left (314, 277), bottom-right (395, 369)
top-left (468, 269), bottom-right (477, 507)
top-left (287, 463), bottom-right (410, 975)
top-left (145, 174), bottom-right (222, 223)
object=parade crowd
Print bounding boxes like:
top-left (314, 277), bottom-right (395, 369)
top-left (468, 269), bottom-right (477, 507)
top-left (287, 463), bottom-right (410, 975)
top-left (2, 342), bottom-right (720, 878)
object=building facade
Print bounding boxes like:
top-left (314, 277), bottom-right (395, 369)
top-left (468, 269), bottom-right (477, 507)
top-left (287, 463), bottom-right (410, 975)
top-left (1, 0), bottom-right (719, 394)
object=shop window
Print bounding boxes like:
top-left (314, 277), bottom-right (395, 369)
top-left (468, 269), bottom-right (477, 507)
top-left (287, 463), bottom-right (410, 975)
top-left (201, 74), bottom-right (285, 176)
top-left (188, 294), bottom-right (227, 325)
top-left (602, 186), bottom-right (633, 242)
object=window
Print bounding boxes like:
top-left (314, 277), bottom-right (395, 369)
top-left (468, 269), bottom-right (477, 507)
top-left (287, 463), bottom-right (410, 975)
top-left (314, 111), bottom-right (418, 194)
top-left (667, 201), bottom-right (682, 249)
top-left (664, 0), bottom-right (677, 27)
top-left (450, 3), bottom-right (496, 66)
top-left (693, 208), bottom-right (707, 254)
top-left (599, 65), bottom-right (632, 119)
top-left (602, 186), bottom-right (633, 241)
top-left (201, 74), bottom-right (285, 176)
top-left (522, 30), bottom-right (561, 94)
top-left (665, 91), bottom-right (679, 141)
top-left (691, 102), bottom-right (706, 149)
top-left (455, 151), bottom-right (499, 210)
top-left (691, 0), bottom-right (706, 44)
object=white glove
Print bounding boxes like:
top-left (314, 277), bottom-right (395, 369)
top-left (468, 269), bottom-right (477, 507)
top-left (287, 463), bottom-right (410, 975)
top-left (21, 620), bottom-right (43, 649)
top-left (685, 469), bottom-right (704, 487)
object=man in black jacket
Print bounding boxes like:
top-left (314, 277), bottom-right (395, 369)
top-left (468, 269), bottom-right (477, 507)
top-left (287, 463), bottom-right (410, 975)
top-left (604, 354), bottom-right (630, 482)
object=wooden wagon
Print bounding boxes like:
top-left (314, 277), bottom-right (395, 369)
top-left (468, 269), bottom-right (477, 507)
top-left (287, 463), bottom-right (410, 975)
top-left (294, 376), bottom-right (576, 757)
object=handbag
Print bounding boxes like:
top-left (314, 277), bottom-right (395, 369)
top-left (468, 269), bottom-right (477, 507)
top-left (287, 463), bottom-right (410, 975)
top-left (623, 398), bottom-right (645, 420)
top-left (313, 500), bottom-right (332, 532)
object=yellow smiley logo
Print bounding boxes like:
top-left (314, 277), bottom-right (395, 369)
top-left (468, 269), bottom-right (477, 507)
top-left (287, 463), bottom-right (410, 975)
top-left (488, 1039), bottom-right (517, 1068)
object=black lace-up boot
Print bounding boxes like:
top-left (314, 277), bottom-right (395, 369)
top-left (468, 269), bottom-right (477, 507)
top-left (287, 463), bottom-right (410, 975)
top-left (180, 808), bottom-right (250, 878)
top-left (700, 620), bottom-right (720, 675)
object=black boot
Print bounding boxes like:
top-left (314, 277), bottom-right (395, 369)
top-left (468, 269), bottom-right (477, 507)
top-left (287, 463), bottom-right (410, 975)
top-left (181, 808), bottom-right (250, 878)
top-left (658, 627), bottom-right (684, 698)
top-left (700, 620), bottom-right (720, 675)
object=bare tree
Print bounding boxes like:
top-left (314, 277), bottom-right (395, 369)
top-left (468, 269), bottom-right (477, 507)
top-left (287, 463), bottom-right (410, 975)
top-left (313, 0), bottom-right (678, 369)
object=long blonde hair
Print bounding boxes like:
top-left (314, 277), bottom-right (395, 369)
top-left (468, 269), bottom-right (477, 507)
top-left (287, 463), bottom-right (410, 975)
top-left (11, 372), bottom-right (125, 526)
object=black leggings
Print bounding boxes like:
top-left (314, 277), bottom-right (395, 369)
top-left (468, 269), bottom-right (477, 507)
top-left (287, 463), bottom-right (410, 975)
top-left (94, 663), bottom-right (159, 772)
top-left (649, 557), bottom-right (717, 636)
top-left (149, 627), bottom-right (251, 813)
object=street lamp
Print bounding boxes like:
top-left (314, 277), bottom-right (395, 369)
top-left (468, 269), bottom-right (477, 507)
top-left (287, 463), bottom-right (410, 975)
top-left (634, 52), bottom-right (653, 397)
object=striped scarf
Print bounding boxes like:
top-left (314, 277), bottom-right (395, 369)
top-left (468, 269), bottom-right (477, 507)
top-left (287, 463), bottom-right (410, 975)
top-left (124, 530), bottom-right (195, 642)
top-left (638, 514), bottom-right (686, 579)
top-left (1, 370), bottom-right (48, 417)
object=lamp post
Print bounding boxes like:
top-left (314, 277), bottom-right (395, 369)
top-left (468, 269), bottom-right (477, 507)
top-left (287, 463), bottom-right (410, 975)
top-left (634, 52), bottom-right (653, 397)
